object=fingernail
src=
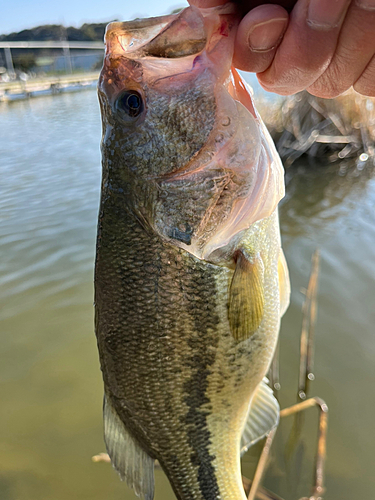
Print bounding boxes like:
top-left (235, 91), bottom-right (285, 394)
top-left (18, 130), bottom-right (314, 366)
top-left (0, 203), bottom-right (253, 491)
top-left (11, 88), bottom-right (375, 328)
top-left (355, 0), bottom-right (375, 10)
top-left (248, 18), bottom-right (288, 52)
top-left (307, 0), bottom-right (349, 29)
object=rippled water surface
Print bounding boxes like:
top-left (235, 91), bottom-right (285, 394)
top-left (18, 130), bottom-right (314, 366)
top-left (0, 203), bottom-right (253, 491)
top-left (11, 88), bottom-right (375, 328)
top-left (1, 89), bottom-right (375, 500)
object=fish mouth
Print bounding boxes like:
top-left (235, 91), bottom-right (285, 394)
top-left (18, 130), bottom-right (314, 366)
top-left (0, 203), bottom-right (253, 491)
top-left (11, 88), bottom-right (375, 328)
top-left (98, 7), bottom-right (211, 105)
top-left (99, 6), bottom-right (239, 105)
top-left (103, 8), bottom-right (207, 60)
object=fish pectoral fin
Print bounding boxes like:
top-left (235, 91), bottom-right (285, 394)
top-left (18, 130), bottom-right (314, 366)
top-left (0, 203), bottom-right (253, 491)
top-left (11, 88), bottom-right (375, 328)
top-left (240, 379), bottom-right (280, 456)
top-left (104, 395), bottom-right (155, 500)
top-left (228, 251), bottom-right (265, 342)
top-left (278, 249), bottom-right (290, 318)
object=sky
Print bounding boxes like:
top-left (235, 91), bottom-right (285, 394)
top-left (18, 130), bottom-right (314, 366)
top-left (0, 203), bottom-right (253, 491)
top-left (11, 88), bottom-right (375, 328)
top-left (1, 0), bottom-right (189, 35)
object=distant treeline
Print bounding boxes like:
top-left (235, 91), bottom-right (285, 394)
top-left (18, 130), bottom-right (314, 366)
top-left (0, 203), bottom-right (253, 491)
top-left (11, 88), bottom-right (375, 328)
top-left (0, 6), bottom-right (185, 43)
top-left (0, 22), bottom-right (109, 42)
top-left (0, 11), bottom-right (182, 72)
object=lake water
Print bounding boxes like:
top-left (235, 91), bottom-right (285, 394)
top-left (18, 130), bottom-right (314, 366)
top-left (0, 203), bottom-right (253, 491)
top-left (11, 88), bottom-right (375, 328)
top-left (1, 88), bottom-right (374, 500)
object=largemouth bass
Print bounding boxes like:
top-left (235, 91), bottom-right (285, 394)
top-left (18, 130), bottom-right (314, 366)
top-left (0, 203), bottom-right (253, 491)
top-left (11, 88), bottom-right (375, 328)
top-left (95, 5), bottom-right (290, 500)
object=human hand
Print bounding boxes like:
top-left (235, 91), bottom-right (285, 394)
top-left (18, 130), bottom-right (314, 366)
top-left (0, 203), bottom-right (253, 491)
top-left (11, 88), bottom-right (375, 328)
top-left (189, 0), bottom-right (375, 97)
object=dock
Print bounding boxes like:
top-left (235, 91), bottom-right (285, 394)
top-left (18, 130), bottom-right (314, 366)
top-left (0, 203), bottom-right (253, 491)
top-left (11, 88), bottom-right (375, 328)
top-left (0, 72), bottom-right (99, 102)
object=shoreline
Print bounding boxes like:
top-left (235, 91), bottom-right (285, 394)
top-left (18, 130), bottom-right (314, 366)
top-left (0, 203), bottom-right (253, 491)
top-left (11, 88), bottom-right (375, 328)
top-left (0, 71), bottom-right (99, 103)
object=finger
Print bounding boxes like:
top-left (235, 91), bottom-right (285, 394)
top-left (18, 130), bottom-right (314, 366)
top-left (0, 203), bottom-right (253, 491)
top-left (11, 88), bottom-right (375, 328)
top-left (256, 0), bottom-right (352, 95)
top-left (233, 5), bottom-right (289, 73)
top-left (354, 54), bottom-right (375, 96)
top-left (307, 3), bottom-right (375, 97)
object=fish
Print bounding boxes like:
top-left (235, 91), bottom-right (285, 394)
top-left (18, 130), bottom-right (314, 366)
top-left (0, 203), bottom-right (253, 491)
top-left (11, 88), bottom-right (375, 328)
top-left (95, 5), bottom-right (290, 500)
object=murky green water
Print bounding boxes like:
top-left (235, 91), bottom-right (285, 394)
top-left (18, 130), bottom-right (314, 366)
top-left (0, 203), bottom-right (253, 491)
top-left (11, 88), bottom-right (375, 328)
top-left (1, 89), bottom-right (374, 500)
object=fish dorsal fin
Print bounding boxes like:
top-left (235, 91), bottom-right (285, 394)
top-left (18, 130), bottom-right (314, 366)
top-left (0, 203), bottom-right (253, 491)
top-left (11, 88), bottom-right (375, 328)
top-left (240, 379), bottom-right (280, 456)
top-left (104, 395), bottom-right (155, 500)
top-left (228, 251), bottom-right (265, 342)
top-left (278, 249), bottom-right (290, 317)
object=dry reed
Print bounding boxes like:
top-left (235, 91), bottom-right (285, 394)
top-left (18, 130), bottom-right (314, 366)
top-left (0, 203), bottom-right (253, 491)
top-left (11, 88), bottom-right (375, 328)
top-left (259, 90), bottom-right (375, 166)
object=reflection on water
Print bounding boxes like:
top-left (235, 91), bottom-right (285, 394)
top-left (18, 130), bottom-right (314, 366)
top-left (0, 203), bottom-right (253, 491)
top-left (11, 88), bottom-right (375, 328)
top-left (281, 158), bottom-right (375, 239)
top-left (1, 90), bottom-right (375, 500)
top-left (268, 158), bottom-right (375, 499)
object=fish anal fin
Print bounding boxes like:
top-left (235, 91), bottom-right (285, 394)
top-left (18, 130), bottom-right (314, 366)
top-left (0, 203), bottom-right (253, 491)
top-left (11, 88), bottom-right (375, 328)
top-left (104, 395), bottom-right (155, 500)
top-left (228, 251), bottom-right (264, 342)
top-left (240, 379), bottom-right (280, 456)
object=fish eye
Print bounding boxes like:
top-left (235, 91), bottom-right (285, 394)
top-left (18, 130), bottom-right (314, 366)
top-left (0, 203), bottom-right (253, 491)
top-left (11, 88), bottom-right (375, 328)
top-left (116, 91), bottom-right (143, 118)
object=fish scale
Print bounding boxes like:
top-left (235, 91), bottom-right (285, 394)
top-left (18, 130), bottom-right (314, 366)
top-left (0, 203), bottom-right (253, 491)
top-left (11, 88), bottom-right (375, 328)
top-left (97, 201), bottom-right (225, 496)
top-left (96, 198), bottom-right (281, 500)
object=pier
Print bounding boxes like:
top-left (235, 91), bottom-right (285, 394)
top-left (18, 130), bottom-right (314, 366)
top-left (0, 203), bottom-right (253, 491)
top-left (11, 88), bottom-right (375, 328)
top-left (0, 71), bottom-right (99, 102)
top-left (0, 40), bottom-right (103, 102)
top-left (0, 41), bottom-right (104, 76)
